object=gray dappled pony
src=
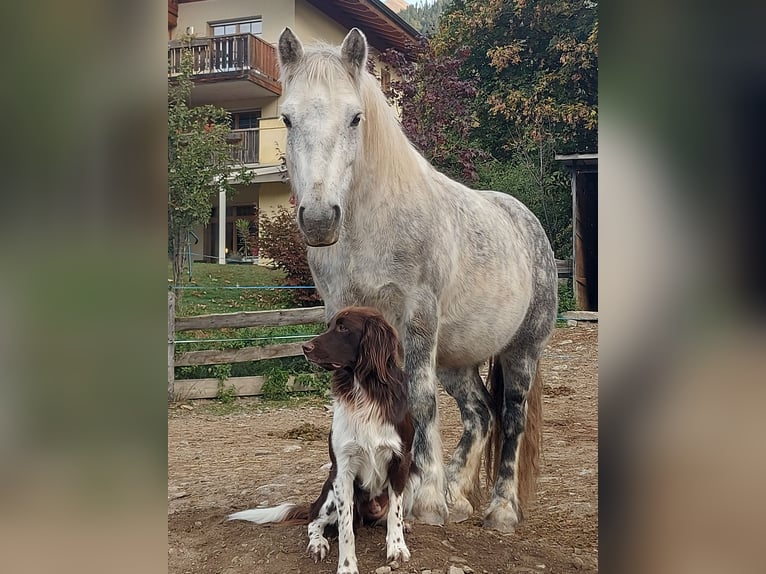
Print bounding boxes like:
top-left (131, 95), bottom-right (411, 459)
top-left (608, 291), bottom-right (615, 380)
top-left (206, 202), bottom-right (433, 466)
top-left (277, 27), bottom-right (557, 532)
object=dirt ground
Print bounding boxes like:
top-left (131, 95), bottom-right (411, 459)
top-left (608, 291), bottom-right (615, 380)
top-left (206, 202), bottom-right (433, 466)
top-left (169, 324), bottom-right (598, 574)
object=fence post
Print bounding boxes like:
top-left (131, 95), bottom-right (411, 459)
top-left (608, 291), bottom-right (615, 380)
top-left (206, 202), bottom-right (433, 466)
top-left (168, 289), bottom-right (176, 402)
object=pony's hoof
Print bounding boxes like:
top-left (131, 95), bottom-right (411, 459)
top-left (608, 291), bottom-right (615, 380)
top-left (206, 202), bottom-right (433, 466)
top-left (411, 502), bottom-right (447, 525)
top-left (482, 500), bottom-right (520, 532)
top-left (410, 477), bottom-right (448, 524)
top-left (447, 495), bottom-right (473, 523)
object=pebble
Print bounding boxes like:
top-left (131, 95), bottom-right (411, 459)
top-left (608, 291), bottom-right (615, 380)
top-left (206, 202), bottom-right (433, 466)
top-left (421, 570), bottom-right (432, 574)
top-left (572, 557), bottom-right (585, 569)
top-left (567, 319), bottom-right (578, 327)
top-left (448, 566), bottom-right (464, 574)
top-left (463, 567), bottom-right (474, 574)
top-left (282, 445), bottom-right (302, 452)
top-left (535, 565), bottom-right (546, 570)
top-left (389, 560), bottom-right (400, 570)
top-left (449, 556), bottom-right (467, 564)
top-left (375, 567), bottom-right (392, 574)
top-left (252, 449), bottom-right (272, 456)
top-left (194, 521), bottom-right (202, 527)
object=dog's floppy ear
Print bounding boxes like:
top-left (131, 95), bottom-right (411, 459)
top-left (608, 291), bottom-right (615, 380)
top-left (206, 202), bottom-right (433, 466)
top-left (356, 313), bottom-right (401, 384)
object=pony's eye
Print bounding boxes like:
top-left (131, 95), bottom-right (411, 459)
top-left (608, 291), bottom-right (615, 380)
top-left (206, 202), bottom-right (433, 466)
top-left (282, 115), bottom-right (292, 128)
top-left (350, 113), bottom-right (362, 127)
top-left (336, 322), bottom-right (348, 332)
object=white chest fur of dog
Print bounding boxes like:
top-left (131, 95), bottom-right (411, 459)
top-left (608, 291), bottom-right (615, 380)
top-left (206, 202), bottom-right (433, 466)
top-left (319, 395), bottom-right (410, 574)
top-left (332, 398), bottom-right (402, 493)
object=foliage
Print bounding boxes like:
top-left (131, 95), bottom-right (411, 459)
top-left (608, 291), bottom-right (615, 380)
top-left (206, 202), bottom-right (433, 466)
top-left (258, 206), bottom-right (321, 306)
top-left (558, 280), bottom-right (576, 314)
top-left (261, 368), bottom-right (291, 401)
top-left (435, 0), bottom-right (598, 157)
top-left (380, 40), bottom-right (486, 182)
top-left (397, 0), bottom-right (452, 36)
top-left (168, 41), bottom-right (251, 287)
top-left (477, 159), bottom-right (571, 259)
top-left (235, 218), bottom-right (257, 257)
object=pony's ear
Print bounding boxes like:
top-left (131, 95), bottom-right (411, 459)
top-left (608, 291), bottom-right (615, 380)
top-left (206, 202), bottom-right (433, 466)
top-left (278, 27), bottom-right (304, 70)
top-left (357, 314), bottom-right (400, 383)
top-left (340, 28), bottom-right (368, 78)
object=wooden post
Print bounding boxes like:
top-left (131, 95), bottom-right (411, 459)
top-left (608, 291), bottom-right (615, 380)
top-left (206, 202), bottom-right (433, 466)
top-left (168, 290), bottom-right (176, 402)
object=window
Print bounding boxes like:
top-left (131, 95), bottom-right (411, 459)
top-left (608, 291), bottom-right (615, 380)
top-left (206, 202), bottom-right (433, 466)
top-left (229, 110), bottom-right (261, 130)
top-left (211, 17), bottom-right (262, 37)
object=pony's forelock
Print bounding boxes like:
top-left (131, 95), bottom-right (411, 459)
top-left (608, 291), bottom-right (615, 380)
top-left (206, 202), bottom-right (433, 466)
top-left (280, 42), bottom-right (425, 184)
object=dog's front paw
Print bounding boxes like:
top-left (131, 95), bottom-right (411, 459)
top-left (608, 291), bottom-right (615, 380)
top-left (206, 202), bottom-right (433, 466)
top-left (306, 536), bottom-right (330, 563)
top-left (386, 540), bottom-right (411, 563)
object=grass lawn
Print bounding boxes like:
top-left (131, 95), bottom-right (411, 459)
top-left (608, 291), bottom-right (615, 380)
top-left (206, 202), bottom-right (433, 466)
top-left (171, 262), bottom-right (297, 316)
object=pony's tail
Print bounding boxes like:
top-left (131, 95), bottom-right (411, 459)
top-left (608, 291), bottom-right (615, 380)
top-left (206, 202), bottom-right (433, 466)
top-left (484, 359), bottom-right (543, 513)
top-left (227, 503), bottom-right (310, 525)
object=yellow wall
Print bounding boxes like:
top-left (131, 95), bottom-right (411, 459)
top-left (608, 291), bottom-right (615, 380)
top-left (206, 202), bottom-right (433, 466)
top-left (294, 0), bottom-right (347, 44)
top-left (258, 182), bottom-right (292, 216)
top-left (173, 0), bottom-right (294, 44)
top-left (258, 118), bottom-right (287, 164)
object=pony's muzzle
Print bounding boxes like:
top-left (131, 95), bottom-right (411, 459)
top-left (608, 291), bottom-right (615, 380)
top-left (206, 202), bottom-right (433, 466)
top-left (297, 203), bottom-right (341, 247)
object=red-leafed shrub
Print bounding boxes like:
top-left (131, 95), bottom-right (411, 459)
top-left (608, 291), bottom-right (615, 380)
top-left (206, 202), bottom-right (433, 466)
top-left (259, 206), bottom-right (322, 306)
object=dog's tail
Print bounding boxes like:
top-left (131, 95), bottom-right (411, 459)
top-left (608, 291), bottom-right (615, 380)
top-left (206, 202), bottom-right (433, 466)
top-left (227, 503), bottom-right (310, 525)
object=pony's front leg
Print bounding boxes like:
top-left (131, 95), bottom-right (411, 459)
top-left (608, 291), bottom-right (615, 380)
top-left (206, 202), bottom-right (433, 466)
top-left (403, 301), bottom-right (448, 525)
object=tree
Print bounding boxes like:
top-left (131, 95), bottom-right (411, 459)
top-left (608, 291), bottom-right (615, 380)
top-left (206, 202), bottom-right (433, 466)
top-left (167, 43), bottom-right (250, 286)
top-left (435, 0), bottom-right (597, 157)
top-left (380, 40), bottom-right (486, 182)
top-left (397, 0), bottom-right (452, 36)
top-left (435, 0), bottom-right (597, 257)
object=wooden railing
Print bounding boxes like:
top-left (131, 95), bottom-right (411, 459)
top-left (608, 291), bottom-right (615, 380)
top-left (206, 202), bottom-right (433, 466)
top-left (228, 128), bottom-right (260, 164)
top-left (168, 33), bottom-right (279, 84)
top-left (168, 295), bottom-right (326, 401)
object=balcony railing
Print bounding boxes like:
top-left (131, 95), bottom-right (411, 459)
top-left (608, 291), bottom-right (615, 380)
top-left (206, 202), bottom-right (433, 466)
top-left (227, 128), bottom-right (259, 165)
top-left (168, 33), bottom-right (280, 91)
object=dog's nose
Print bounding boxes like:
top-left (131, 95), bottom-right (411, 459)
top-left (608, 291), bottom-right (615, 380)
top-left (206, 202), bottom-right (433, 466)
top-left (302, 342), bottom-right (314, 354)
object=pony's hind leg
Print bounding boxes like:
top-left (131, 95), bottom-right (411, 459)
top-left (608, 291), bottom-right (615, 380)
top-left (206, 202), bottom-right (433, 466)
top-left (439, 365), bottom-right (493, 522)
top-left (483, 347), bottom-right (544, 533)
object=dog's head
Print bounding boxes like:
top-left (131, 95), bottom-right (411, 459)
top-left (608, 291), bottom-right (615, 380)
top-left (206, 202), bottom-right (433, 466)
top-left (302, 307), bottom-right (402, 382)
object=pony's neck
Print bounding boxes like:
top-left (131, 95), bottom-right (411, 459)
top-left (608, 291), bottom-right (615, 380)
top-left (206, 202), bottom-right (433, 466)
top-left (353, 72), bottom-right (427, 198)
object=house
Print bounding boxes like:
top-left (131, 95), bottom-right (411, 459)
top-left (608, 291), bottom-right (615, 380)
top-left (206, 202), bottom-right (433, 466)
top-left (168, 0), bottom-right (420, 263)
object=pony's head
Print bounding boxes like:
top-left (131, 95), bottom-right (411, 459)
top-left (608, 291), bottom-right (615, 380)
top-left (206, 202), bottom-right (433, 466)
top-left (277, 27), bottom-right (368, 247)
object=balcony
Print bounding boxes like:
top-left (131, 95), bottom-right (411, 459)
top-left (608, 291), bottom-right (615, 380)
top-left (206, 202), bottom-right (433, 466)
top-left (227, 128), bottom-right (259, 165)
top-left (225, 118), bottom-right (286, 168)
top-left (168, 34), bottom-right (281, 101)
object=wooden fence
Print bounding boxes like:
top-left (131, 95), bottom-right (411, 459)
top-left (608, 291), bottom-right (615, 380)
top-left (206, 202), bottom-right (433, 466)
top-left (168, 291), bottom-right (325, 401)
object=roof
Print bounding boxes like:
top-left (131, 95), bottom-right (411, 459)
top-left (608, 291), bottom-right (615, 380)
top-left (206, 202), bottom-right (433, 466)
top-left (555, 153), bottom-right (598, 167)
top-left (306, 0), bottom-right (421, 53)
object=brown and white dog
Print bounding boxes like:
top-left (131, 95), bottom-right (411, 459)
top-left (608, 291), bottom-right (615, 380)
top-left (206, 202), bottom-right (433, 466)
top-left (228, 307), bottom-right (414, 574)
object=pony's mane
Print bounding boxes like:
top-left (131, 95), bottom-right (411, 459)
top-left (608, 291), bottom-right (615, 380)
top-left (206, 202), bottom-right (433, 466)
top-left (283, 43), bottom-right (426, 186)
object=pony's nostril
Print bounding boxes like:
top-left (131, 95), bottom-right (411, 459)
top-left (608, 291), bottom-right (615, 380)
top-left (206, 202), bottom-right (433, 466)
top-left (302, 342), bottom-right (314, 354)
top-left (298, 205), bottom-right (306, 227)
top-left (331, 204), bottom-right (341, 225)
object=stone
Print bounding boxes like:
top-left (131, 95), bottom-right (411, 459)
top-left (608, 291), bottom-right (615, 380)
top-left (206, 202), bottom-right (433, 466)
top-left (572, 557), bottom-right (585, 569)
top-left (389, 560), bottom-right (400, 570)
top-left (449, 556), bottom-right (467, 564)
top-left (375, 567), bottom-right (392, 574)
top-left (448, 567), bottom-right (464, 574)
top-left (566, 319), bottom-right (578, 327)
